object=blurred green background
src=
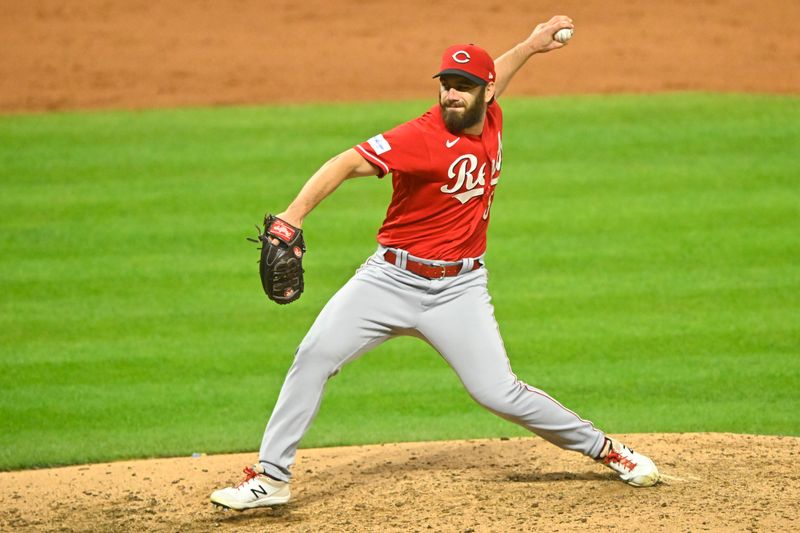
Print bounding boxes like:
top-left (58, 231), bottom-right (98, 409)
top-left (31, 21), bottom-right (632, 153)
top-left (1, 93), bottom-right (798, 470)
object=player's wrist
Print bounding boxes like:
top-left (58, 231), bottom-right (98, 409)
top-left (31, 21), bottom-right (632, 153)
top-left (514, 41), bottom-right (538, 58)
top-left (275, 211), bottom-right (303, 229)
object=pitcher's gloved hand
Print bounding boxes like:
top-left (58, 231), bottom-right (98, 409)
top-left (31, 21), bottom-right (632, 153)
top-left (248, 214), bottom-right (305, 304)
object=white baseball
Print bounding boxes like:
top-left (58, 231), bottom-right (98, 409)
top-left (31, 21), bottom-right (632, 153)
top-left (554, 28), bottom-right (573, 44)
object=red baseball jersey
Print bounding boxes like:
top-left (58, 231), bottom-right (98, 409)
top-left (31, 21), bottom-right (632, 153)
top-left (355, 101), bottom-right (503, 261)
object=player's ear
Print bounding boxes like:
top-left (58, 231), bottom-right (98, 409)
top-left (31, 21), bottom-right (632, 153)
top-left (484, 81), bottom-right (496, 103)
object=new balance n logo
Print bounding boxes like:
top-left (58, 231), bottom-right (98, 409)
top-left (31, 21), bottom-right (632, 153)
top-left (250, 484), bottom-right (268, 498)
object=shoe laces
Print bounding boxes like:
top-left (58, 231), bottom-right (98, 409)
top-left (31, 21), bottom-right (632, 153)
top-left (604, 446), bottom-right (638, 472)
top-left (236, 466), bottom-right (260, 488)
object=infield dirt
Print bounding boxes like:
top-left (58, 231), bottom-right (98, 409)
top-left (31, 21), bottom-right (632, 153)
top-left (1, 1), bottom-right (799, 532)
top-left (1, 0), bottom-right (799, 112)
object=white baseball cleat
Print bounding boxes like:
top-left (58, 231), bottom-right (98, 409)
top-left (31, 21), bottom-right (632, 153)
top-left (598, 438), bottom-right (660, 487)
top-left (210, 464), bottom-right (291, 511)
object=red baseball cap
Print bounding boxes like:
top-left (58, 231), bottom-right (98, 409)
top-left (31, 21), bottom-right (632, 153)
top-left (433, 43), bottom-right (495, 86)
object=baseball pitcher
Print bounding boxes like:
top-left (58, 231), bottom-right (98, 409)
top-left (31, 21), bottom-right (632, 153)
top-left (211, 15), bottom-right (659, 511)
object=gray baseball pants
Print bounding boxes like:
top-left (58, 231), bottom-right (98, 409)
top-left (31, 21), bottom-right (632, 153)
top-left (259, 247), bottom-right (606, 482)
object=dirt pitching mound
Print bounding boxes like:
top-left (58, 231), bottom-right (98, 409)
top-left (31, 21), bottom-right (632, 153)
top-left (2, 433), bottom-right (798, 532)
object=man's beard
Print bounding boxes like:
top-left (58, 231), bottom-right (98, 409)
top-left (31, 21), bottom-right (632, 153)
top-left (440, 87), bottom-right (486, 134)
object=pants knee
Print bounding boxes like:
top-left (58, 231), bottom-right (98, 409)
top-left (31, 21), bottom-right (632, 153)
top-left (469, 383), bottom-right (519, 416)
top-left (292, 339), bottom-right (347, 380)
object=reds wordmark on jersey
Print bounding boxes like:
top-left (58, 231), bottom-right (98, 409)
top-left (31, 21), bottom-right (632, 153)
top-left (355, 101), bottom-right (503, 261)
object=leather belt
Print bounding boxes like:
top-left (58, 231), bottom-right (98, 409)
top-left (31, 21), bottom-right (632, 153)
top-left (383, 250), bottom-right (481, 279)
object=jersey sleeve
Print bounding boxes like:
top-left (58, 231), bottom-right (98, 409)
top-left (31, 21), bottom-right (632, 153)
top-left (488, 99), bottom-right (502, 129)
top-left (354, 116), bottom-right (430, 178)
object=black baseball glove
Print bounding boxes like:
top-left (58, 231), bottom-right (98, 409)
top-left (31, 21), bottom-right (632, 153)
top-left (248, 214), bottom-right (305, 305)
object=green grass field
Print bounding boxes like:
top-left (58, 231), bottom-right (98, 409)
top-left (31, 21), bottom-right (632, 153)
top-left (1, 93), bottom-right (798, 470)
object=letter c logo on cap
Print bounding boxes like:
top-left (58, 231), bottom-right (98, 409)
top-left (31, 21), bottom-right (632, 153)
top-left (452, 50), bottom-right (471, 64)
